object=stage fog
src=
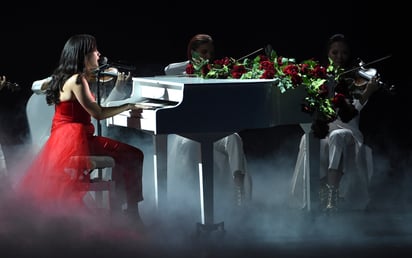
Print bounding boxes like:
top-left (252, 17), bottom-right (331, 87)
top-left (1, 118), bottom-right (412, 257)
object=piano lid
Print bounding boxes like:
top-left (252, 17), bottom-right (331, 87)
top-left (134, 75), bottom-right (277, 84)
top-left (108, 76), bottom-right (312, 135)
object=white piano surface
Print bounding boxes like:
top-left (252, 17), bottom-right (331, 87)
top-left (106, 75), bottom-right (312, 134)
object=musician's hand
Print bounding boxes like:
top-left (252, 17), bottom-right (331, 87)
top-left (129, 109), bottom-right (143, 118)
top-left (128, 103), bottom-right (154, 118)
top-left (0, 75), bottom-right (6, 91)
top-left (366, 76), bottom-right (380, 93)
top-left (116, 71), bottom-right (131, 86)
top-left (358, 76), bottom-right (381, 105)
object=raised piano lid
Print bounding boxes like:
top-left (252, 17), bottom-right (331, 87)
top-left (108, 75), bottom-right (313, 134)
top-left (133, 76), bottom-right (287, 103)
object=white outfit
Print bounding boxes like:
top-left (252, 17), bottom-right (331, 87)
top-left (289, 98), bottom-right (373, 210)
top-left (164, 62), bottom-right (252, 204)
top-left (164, 61), bottom-right (189, 76)
top-left (0, 144), bottom-right (7, 177)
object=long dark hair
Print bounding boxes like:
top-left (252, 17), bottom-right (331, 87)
top-left (46, 34), bottom-right (97, 105)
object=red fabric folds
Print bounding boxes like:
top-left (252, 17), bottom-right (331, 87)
top-left (16, 98), bottom-right (144, 218)
top-left (16, 101), bottom-right (93, 212)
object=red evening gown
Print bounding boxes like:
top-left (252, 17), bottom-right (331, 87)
top-left (16, 99), bottom-right (144, 214)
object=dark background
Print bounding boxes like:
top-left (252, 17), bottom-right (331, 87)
top-left (1, 1), bottom-right (410, 163)
top-left (1, 1), bottom-right (412, 257)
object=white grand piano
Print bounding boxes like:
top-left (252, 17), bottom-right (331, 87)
top-left (106, 75), bottom-right (319, 233)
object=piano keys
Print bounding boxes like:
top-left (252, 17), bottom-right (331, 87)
top-left (106, 75), bottom-right (319, 233)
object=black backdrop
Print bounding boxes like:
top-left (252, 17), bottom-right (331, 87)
top-left (0, 1), bottom-right (409, 157)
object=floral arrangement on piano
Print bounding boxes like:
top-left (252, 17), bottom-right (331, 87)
top-left (186, 50), bottom-right (343, 138)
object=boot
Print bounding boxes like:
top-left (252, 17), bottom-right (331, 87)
top-left (318, 181), bottom-right (328, 210)
top-left (323, 184), bottom-right (339, 213)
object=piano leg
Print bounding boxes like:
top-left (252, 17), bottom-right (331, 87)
top-left (198, 138), bottom-right (214, 225)
top-left (181, 133), bottom-right (229, 237)
top-left (300, 123), bottom-right (321, 212)
top-left (153, 134), bottom-right (168, 210)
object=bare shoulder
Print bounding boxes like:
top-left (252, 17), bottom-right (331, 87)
top-left (61, 74), bottom-right (84, 101)
top-left (64, 74), bottom-right (86, 90)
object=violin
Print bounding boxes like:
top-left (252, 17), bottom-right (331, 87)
top-left (0, 79), bottom-right (20, 92)
top-left (94, 56), bottom-right (118, 83)
top-left (341, 55), bottom-right (395, 94)
top-left (95, 56), bottom-right (135, 83)
top-left (357, 61), bottom-right (395, 94)
top-left (97, 67), bottom-right (119, 83)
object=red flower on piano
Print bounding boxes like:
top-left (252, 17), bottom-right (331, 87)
top-left (185, 63), bottom-right (195, 75)
top-left (186, 50), bottom-right (340, 123)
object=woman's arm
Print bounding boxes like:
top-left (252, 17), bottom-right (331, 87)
top-left (102, 71), bottom-right (131, 106)
top-left (358, 76), bottom-right (380, 105)
top-left (72, 75), bottom-right (143, 120)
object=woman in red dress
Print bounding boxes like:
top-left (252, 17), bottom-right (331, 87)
top-left (16, 34), bottom-right (148, 225)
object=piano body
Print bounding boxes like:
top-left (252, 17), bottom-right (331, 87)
top-left (106, 76), bottom-right (319, 232)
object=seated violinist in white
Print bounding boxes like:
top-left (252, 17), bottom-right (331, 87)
top-left (289, 77), bottom-right (379, 212)
top-left (164, 34), bottom-right (252, 207)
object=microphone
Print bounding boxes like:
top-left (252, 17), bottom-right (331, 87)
top-left (94, 56), bottom-right (110, 74)
top-left (94, 56), bottom-right (118, 77)
top-left (99, 56), bottom-right (109, 66)
top-left (95, 56), bottom-right (136, 77)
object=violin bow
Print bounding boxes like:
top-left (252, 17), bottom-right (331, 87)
top-left (360, 54), bottom-right (392, 67)
top-left (236, 47), bottom-right (266, 62)
top-left (339, 54), bottom-right (392, 77)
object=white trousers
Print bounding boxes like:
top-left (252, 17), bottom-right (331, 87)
top-left (289, 130), bottom-right (373, 210)
top-left (0, 144), bottom-right (7, 177)
top-left (168, 133), bottom-right (252, 203)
